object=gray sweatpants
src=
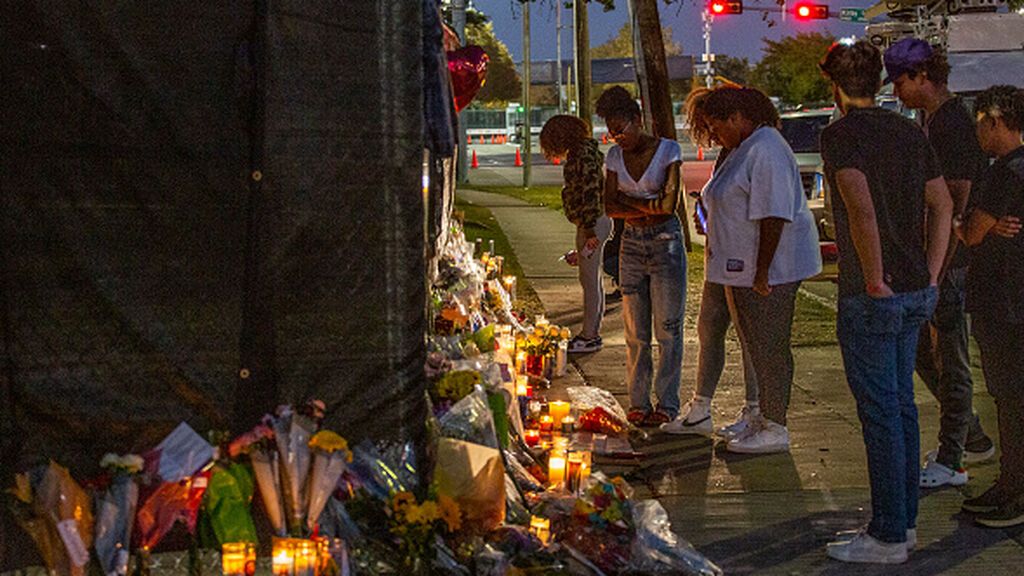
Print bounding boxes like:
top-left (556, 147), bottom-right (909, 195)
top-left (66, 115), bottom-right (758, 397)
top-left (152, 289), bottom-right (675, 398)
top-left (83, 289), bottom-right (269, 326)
top-left (575, 215), bottom-right (613, 339)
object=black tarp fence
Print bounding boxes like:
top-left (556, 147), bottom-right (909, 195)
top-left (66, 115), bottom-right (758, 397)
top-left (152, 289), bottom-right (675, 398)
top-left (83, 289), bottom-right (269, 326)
top-left (1, 2), bottom-right (426, 568)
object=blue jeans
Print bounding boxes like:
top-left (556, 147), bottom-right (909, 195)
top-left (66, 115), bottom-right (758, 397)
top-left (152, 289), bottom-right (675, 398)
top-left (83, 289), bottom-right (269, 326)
top-left (620, 216), bottom-right (687, 418)
top-left (838, 286), bottom-right (937, 543)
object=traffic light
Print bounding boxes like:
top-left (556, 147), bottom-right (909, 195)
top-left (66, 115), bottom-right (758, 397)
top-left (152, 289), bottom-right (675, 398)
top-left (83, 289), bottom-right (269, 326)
top-left (709, 1), bottom-right (743, 15)
top-left (793, 2), bottom-right (829, 19)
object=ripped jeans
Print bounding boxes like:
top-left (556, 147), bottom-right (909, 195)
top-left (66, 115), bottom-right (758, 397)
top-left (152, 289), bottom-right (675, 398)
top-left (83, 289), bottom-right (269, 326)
top-left (620, 216), bottom-right (687, 418)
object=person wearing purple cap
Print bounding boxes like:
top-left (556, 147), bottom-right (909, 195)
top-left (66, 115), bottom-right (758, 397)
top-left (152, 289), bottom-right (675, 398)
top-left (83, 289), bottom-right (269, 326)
top-left (819, 40), bottom-right (953, 564)
top-left (884, 37), bottom-right (996, 488)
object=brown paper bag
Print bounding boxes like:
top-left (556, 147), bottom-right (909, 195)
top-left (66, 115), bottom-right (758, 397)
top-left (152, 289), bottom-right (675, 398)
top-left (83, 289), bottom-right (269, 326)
top-left (433, 438), bottom-right (506, 532)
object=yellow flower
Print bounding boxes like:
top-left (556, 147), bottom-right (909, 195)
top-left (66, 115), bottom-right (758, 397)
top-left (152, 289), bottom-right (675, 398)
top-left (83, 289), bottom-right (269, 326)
top-left (404, 503), bottom-right (423, 525)
top-left (528, 334), bottom-right (541, 346)
top-left (560, 328), bottom-right (571, 340)
top-left (438, 495), bottom-right (462, 532)
top-left (533, 326), bottom-right (546, 337)
top-left (418, 500), bottom-right (440, 524)
top-left (309, 430), bottom-right (354, 461)
top-left (391, 491), bottom-right (417, 516)
top-left (548, 326), bottom-right (560, 337)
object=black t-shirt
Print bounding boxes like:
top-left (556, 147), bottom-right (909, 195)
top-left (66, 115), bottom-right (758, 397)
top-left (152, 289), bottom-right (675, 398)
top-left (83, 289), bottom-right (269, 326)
top-left (966, 146), bottom-right (1024, 323)
top-left (821, 107), bottom-right (942, 297)
top-left (926, 97), bottom-right (989, 269)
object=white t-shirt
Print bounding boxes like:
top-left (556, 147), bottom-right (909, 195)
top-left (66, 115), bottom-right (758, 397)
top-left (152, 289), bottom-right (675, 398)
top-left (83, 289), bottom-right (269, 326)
top-left (605, 138), bottom-right (682, 200)
top-left (702, 126), bottom-right (821, 287)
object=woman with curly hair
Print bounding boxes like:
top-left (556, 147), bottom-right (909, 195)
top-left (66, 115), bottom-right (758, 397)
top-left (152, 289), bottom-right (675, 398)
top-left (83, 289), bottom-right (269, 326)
top-left (666, 85), bottom-right (820, 454)
top-left (596, 86), bottom-right (685, 427)
top-left (540, 114), bottom-right (612, 353)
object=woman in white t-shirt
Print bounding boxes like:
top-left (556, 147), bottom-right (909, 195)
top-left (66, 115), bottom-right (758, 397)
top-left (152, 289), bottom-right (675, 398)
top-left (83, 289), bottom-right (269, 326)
top-left (679, 86), bottom-right (821, 454)
top-left (596, 86), bottom-right (686, 427)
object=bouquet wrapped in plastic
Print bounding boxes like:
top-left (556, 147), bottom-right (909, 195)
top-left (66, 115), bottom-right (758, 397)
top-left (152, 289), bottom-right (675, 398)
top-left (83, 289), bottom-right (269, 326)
top-left (569, 386), bottom-right (630, 436)
top-left (9, 462), bottom-right (94, 576)
top-left (134, 469), bottom-right (210, 552)
top-left (629, 499), bottom-right (724, 575)
top-left (305, 430), bottom-right (353, 531)
top-left (270, 404), bottom-right (318, 535)
top-left (229, 419), bottom-right (286, 536)
top-left (94, 453), bottom-right (142, 576)
top-left (202, 462), bottom-right (258, 546)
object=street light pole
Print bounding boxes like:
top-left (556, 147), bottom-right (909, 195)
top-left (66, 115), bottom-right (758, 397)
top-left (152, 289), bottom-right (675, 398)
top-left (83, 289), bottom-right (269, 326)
top-left (453, 0), bottom-right (469, 183)
top-left (522, 0), bottom-right (531, 188)
top-left (702, 8), bottom-right (714, 88)
top-left (556, 1), bottom-right (563, 113)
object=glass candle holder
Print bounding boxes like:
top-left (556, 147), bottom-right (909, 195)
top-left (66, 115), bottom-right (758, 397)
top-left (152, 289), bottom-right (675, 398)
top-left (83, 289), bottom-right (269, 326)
top-left (548, 455), bottom-right (566, 487)
top-left (548, 401), bottom-right (570, 424)
top-left (294, 540), bottom-right (317, 576)
top-left (221, 542), bottom-right (255, 576)
top-left (272, 538), bottom-right (296, 576)
top-left (529, 515), bottom-right (551, 545)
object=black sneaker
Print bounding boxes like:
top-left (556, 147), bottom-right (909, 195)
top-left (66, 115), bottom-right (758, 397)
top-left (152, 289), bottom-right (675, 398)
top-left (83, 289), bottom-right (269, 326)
top-left (964, 435), bottom-right (996, 463)
top-left (963, 482), bottom-right (1015, 514)
top-left (567, 335), bottom-right (602, 353)
top-left (975, 495), bottom-right (1024, 528)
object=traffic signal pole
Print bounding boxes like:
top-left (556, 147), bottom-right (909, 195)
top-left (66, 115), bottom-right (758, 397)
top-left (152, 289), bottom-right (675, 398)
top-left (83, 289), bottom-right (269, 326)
top-left (522, 0), bottom-right (531, 188)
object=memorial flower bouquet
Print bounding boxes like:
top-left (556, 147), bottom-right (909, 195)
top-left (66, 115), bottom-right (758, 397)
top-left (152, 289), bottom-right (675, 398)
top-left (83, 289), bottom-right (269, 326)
top-left (94, 453), bottom-right (143, 576)
top-left (517, 324), bottom-right (571, 357)
top-left (386, 491), bottom-right (462, 569)
top-left (305, 430), bottom-right (353, 531)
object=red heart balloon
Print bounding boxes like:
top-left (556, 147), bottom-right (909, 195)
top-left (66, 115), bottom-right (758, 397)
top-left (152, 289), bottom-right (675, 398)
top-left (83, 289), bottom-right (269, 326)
top-left (447, 45), bottom-right (489, 112)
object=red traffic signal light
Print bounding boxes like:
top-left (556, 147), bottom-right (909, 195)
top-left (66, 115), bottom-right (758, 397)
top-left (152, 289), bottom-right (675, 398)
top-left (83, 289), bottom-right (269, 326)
top-left (709, 1), bottom-right (743, 15)
top-left (793, 2), bottom-right (829, 19)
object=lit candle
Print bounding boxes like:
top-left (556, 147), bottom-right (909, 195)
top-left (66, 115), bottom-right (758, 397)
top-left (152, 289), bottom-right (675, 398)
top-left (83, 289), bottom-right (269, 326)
top-left (539, 414), bottom-right (553, 432)
top-left (567, 450), bottom-right (592, 495)
top-left (272, 538), bottom-right (295, 576)
top-left (524, 429), bottom-right (541, 447)
top-left (515, 351), bottom-right (527, 374)
top-left (294, 540), bottom-right (317, 576)
top-left (501, 275), bottom-right (517, 301)
top-left (221, 542), bottom-right (254, 576)
top-left (548, 401), bottom-right (570, 425)
top-left (529, 515), bottom-right (551, 545)
top-left (548, 456), bottom-right (566, 487)
top-left (561, 415), bottom-right (575, 434)
top-left (516, 377), bottom-right (529, 398)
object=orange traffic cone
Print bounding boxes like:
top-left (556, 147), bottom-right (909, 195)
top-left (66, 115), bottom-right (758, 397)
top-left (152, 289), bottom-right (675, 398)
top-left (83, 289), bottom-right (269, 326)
top-left (602, 133), bottom-right (608, 144)
top-left (479, 135), bottom-right (485, 144)
top-left (467, 135), bottom-right (472, 145)
top-left (514, 148), bottom-right (523, 167)
top-left (697, 146), bottom-right (704, 161)
top-left (471, 149), bottom-right (479, 168)
top-left (490, 135), bottom-right (495, 144)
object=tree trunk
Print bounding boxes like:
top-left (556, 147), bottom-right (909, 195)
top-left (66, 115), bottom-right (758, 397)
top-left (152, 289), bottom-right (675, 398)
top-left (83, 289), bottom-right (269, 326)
top-left (574, 0), bottom-right (591, 126)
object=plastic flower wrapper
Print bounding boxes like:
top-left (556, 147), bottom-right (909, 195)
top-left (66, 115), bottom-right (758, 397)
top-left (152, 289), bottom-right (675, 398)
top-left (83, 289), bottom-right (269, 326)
top-left (229, 418), bottom-right (286, 536)
top-left (6, 470), bottom-right (63, 574)
top-left (33, 461), bottom-right (94, 576)
top-left (94, 453), bottom-right (142, 576)
top-left (271, 403), bottom-right (319, 534)
top-left (202, 462), bottom-right (258, 545)
top-left (385, 491), bottom-right (463, 569)
top-left (502, 449), bottom-right (544, 494)
top-left (134, 469), bottom-right (211, 551)
top-left (568, 386), bottom-right (630, 436)
top-left (347, 440), bottom-right (418, 501)
top-left (629, 500), bottom-right (723, 576)
top-left (306, 430), bottom-right (354, 531)
top-left (433, 438), bottom-right (505, 533)
top-left (430, 369), bottom-right (482, 408)
top-left (437, 386), bottom-right (499, 449)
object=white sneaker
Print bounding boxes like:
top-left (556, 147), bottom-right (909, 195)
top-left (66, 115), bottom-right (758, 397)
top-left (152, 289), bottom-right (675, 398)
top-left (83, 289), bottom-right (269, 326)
top-left (834, 527), bottom-right (916, 551)
top-left (661, 398), bottom-right (713, 436)
top-left (726, 417), bottom-right (790, 454)
top-left (925, 445), bottom-right (996, 465)
top-left (826, 531), bottom-right (908, 564)
top-left (715, 405), bottom-right (759, 440)
top-left (919, 459), bottom-right (968, 488)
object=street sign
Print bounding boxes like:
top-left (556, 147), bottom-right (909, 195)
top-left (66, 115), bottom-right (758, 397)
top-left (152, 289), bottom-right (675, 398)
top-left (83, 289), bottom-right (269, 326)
top-left (839, 7), bottom-right (867, 22)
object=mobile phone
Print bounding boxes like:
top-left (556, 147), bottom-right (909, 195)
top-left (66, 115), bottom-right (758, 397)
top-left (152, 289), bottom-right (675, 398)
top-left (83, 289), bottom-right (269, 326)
top-left (690, 191), bottom-right (707, 233)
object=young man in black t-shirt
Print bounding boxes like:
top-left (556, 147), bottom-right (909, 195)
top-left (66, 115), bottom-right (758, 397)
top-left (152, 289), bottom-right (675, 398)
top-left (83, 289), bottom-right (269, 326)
top-left (819, 41), bottom-right (953, 565)
top-left (884, 38), bottom-right (994, 487)
top-left (958, 86), bottom-right (1024, 528)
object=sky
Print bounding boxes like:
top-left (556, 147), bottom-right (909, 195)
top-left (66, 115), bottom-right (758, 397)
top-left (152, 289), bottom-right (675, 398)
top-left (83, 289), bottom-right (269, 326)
top-left (472, 0), bottom-right (881, 64)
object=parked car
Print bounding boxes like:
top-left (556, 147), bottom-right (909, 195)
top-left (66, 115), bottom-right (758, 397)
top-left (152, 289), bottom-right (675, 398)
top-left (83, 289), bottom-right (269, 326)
top-left (778, 108), bottom-right (838, 281)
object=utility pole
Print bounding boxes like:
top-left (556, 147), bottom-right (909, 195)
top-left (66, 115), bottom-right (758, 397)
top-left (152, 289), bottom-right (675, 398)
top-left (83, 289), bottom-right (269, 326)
top-left (522, 0), bottom-right (532, 188)
top-left (556, 2), bottom-right (564, 113)
top-left (573, 0), bottom-right (592, 126)
top-left (452, 0), bottom-right (469, 183)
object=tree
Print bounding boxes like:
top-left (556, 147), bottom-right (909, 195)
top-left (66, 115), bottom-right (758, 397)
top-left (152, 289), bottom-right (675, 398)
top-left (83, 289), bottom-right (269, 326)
top-left (749, 32), bottom-right (834, 106)
top-left (591, 22), bottom-right (682, 58)
top-left (714, 55), bottom-right (750, 86)
top-left (465, 20), bottom-right (522, 107)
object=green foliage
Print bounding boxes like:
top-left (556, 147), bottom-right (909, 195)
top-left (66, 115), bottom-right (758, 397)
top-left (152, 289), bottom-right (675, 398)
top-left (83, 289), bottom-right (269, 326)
top-left (591, 22), bottom-right (683, 59)
top-left (715, 55), bottom-right (751, 86)
top-left (466, 21), bottom-right (522, 106)
top-left (750, 32), bottom-right (835, 105)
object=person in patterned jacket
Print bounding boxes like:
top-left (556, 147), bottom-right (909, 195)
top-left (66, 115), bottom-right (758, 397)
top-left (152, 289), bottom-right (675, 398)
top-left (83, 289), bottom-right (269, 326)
top-left (540, 114), bottom-right (613, 353)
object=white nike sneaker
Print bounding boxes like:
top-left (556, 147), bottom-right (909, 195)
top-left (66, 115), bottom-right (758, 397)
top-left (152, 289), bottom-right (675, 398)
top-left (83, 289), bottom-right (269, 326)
top-left (726, 416), bottom-right (790, 454)
top-left (715, 405), bottom-right (760, 440)
top-left (826, 530), bottom-right (908, 564)
top-left (661, 398), bottom-right (713, 436)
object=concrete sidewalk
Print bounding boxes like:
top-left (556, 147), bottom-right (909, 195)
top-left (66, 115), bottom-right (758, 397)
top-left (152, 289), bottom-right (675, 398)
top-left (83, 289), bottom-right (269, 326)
top-left (458, 187), bottom-right (1023, 575)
